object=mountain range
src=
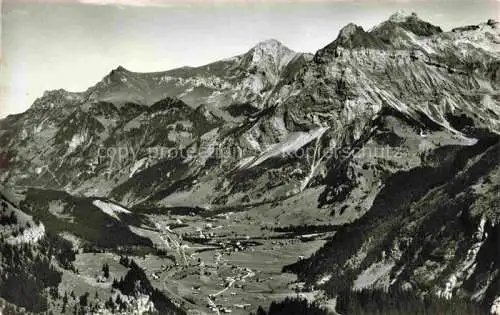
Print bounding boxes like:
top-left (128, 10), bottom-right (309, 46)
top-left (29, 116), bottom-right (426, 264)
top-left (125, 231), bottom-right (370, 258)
top-left (0, 11), bottom-right (499, 315)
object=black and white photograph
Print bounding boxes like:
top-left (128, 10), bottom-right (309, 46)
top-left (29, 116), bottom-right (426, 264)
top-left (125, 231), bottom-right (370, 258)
top-left (0, 0), bottom-right (499, 314)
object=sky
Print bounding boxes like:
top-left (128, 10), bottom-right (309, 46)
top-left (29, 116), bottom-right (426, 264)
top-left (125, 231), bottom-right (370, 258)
top-left (0, 0), bottom-right (498, 117)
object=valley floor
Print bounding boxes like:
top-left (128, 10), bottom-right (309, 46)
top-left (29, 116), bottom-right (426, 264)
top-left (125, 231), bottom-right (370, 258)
top-left (58, 205), bottom-right (333, 315)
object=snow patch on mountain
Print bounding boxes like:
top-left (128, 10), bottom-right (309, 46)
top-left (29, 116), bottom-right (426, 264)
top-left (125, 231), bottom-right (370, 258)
top-left (92, 200), bottom-right (131, 221)
top-left (247, 127), bottom-right (328, 168)
top-left (130, 158), bottom-right (148, 178)
top-left (235, 156), bottom-right (256, 170)
top-left (68, 133), bottom-right (86, 153)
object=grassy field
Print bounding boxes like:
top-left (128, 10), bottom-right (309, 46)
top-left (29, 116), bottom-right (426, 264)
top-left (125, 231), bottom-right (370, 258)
top-left (126, 207), bottom-right (330, 315)
top-left (58, 253), bottom-right (129, 302)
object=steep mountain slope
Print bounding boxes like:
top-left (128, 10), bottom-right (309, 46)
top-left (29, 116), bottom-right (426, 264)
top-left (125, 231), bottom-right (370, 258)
top-left (20, 188), bottom-right (152, 248)
top-left (285, 134), bottom-right (500, 297)
top-left (0, 40), bottom-right (305, 197)
top-left (0, 96), bottom-right (221, 196)
top-left (0, 187), bottom-right (62, 313)
top-left (108, 13), bottom-right (499, 211)
top-left (0, 184), bottom-right (188, 314)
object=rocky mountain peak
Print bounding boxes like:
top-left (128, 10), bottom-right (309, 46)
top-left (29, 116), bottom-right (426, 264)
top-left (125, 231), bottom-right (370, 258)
top-left (97, 65), bottom-right (138, 89)
top-left (109, 65), bottom-right (132, 77)
top-left (251, 39), bottom-right (292, 54)
top-left (112, 65), bottom-right (130, 73)
top-left (315, 22), bottom-right (383, 56)
top-left (41, 88), bottom-right (71, 98)
top-left (247, 39), bottom-right (296, 67)
top-left (242, 38), bottom-right (298, 81)
top-left (379, 11), bottom-right (442, 36)
top-left (487, 19), bottom-right (499, 28)
top-left (388, 10), bottom-right (416, 23)
top-left (338, 23), bottom-right (364, 39)
top-left (29, 88), bottom-right (82, 111)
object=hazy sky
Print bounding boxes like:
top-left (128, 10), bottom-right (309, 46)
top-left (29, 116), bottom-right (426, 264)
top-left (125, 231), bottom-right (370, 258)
top-left (0, 0), bottom-right (498, 117)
